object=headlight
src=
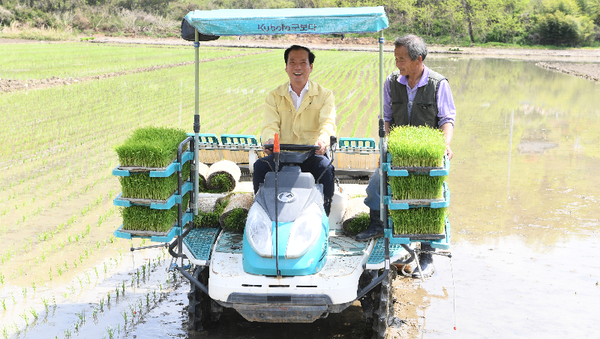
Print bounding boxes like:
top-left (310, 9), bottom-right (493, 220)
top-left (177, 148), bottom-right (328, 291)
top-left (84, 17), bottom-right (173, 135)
top-left (245, 204), bottom-right (272, 258)
top-left (286, 203), bottom-right (323, 259)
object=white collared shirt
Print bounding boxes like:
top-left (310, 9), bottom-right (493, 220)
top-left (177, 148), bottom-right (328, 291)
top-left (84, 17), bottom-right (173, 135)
top-left (289, 82), bottom-right (310, 111)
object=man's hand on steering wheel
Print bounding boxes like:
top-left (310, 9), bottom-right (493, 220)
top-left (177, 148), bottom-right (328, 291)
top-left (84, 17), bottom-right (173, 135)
top-left (315, 139), bottom-right (326, 155)
top-left (262, 138), bottom-right (274, 156)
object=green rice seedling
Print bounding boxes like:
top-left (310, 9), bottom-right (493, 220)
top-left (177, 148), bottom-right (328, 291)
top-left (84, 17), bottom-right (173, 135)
top-left (2, 326), bottom-right (8, 339)
top-left (77, 311), bottom-right (85, 324)
top-left (106, 326), bottom-right (115, 339)
top-left (222, 209), bottom-right (248, 232)
top-left (29, 307), bottom-right (38, 320)
top-left (122, 311), bottom-right (128, 324)
top-left (22, 287), bottom-right (27, 298)
top-left (193, 199), bottom-right (229, 228)
top-left (389, 175), bottom-right (446, 200)
top-left (1, 299), bottom-right (6, 311)
top-left (121, 193), bottom-right (190, 232)
top-left (206, 173), bottom-right (234, 193)
top-left (31, 282), bottom-right (36, 293)
top-left (344, 212), bottom-right (370, 236)
top-left (387, 126), bottom-right (446, 167)
top-left (115, 126), bottom-right (189, 168)
top-left (0, 272), bottom-right (4, 285)
top-left (20, 312), bottom-right (29, 326)
top-left (390, 208), bottom-right (447, 235)
top-left (120, 162), bottom-right (191, 200)
top-left (42, 298), bottom-right (49, 312)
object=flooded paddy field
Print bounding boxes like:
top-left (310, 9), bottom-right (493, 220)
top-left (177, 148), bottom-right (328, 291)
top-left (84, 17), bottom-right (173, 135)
top-left (1, 40), bottom-right (599, 338)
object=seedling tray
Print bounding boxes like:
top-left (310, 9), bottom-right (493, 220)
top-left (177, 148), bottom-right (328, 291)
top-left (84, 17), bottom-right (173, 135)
top-left (383, 154), bottom-right (450, 177)
top-left (385, 182), bottom-right (450, 210)
top-left (112, 150), bottom-right (194, 178)
top-left (113, 181), bottom-right (193, 210)
top-left (114, 210), bottom-right (194, 242)
top-left (386, 216), bottom-right (451, 250)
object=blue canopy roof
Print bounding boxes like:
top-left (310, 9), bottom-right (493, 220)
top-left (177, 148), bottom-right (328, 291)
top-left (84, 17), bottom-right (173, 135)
top-left (183, 7), bottom-right (388, 36)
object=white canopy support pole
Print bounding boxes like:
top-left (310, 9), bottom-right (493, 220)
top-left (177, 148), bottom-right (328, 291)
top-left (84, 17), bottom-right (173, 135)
top-left (193, 29), bottom-right (200, 215)
top-left (378, 30), bottom-right (385, 220)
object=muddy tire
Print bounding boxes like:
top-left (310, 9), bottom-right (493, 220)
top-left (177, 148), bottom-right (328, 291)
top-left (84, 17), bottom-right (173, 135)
top-left (187, 266), bottom-right (220, 331)
top-left (360, 266), bottom-right (397, 339)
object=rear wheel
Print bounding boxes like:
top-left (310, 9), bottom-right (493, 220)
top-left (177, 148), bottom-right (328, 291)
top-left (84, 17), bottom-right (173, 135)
top-left (187, 266), bottom-right (220, 331)
top-left (360, 266), bottom-right (397, 339)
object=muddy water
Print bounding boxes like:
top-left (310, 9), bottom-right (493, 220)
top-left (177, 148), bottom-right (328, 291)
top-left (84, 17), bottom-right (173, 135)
top-left (3, 56), bottom-right (599, 339)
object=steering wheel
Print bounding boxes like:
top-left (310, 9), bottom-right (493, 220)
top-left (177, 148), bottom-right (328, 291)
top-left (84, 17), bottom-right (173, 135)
top-left (263, 144), bottom-right (320, 152)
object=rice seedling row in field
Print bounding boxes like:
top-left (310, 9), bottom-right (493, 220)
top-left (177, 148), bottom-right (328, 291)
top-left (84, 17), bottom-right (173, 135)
top-left (2, 250), bottom-right (174, 339)
top-left (0, 44), bottom-right (254, 80)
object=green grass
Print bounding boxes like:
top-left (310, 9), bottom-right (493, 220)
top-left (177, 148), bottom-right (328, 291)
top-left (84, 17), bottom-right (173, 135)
top-left (222, 208), bottom-right (247, 232)
top-left (390, 208), bottom-right (446, 235)
top-left (389, 175), bottom-right (446, 200)
top-left (344, 212), bottom-right (369, 236)
top-left (387, 126), bottom-right (446, 167)
top-left (119, 162), bottom-right (191, 200)
top-left (193, 199), bottom-right (229, 228)
top-left (115, 126), bottom-right (189, 168)
top-left (121, 193), bottom-right (190, 232)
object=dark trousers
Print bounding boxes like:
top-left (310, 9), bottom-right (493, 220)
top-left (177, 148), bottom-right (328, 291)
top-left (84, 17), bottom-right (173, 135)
top-left (252, 153), bottom-right (335, 201)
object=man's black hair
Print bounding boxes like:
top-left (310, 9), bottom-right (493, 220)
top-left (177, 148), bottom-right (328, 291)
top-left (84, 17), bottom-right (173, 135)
top-left (284, 45), bottom-right (315, 64)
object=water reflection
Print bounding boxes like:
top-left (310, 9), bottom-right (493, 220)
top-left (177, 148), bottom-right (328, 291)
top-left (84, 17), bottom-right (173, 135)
top-left (423, 57), bottom-right (600, 248)
top-left (406, 57), bottom-right (600, 338)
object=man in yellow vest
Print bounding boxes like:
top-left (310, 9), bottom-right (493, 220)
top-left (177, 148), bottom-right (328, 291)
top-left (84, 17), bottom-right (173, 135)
top-left (253, 45), bottom-right (337, 215)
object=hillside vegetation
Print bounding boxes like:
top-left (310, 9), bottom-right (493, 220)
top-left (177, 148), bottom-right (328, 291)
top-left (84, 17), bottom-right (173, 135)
top-left (0, 0), bottom-right (599, 46)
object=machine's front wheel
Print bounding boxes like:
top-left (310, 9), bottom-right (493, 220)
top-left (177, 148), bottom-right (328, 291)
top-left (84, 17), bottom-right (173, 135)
top-left (187, 266), bottom-right (220, 331)
top-left (361, 266), bottom-right (397, 339)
